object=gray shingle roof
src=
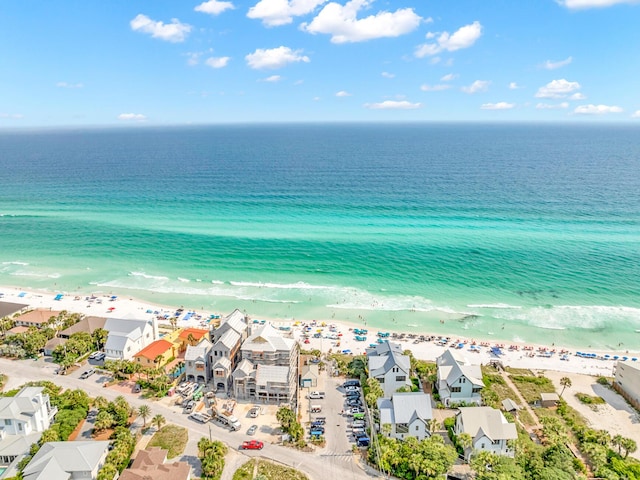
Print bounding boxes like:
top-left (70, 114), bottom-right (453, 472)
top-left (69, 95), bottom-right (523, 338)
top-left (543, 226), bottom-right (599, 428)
top-left (0, 386), bottom-right (46, 422)
top-left (184, 338), bottom-right (211, 361)
top-left (242, 324), bottom-right (295, 353)
top-left (437, 350), bottom-right (483, 387)
top-left (365, 341), bottom-right (404, 357)
top-left (232, 359), bottom-right (255, 379)
top-left (22, 441), bottom-right (110, 480)
top-left (217, 329), bottom-right (240, 350)
top-left (377, 392), bottom-right (432, 426)
top-left (369, 349), bottom-right (410, 378)
top-left (457, 407), bottom-right (517, 442)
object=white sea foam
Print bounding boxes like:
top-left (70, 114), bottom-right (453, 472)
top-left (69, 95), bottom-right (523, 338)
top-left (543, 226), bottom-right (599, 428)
top-left (177, 277), bottom-right (190, 283)
top-left (467, 303), bottom-right (522, 309)
top-left (211, 280), bottom-right (225, 285)
top-left (2, 261), bottom-right (29, 266)
top-left (229, 280), bottom-right (332, 290)
top-left (128, 271), bottom-right (169, 281)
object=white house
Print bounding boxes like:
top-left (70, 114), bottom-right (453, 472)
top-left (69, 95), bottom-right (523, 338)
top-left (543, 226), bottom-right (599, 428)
top-left (0, 387), bottom-right (57, 478)
top-left (436, 349), bottom-right (484, 407)
top-left (103, 317), bottom-right (157, 361)
top-left (377, 392), bottom-right (433, 441)
top-left (21, 441), bottom-right (110, 480)
top-left (614, 360), bottom-right (640, 410)
top-left (368, 342), bottom-right (412, 397)
top-left (455, 407), bottom-right (517, 461)
top-left (185, 338), bottom-right (212, 384)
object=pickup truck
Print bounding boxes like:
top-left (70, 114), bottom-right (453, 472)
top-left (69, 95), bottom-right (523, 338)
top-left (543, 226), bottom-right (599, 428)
top-left (241, 440), bottom-right (264, 450)
top-left (212, 411), bottom-right (242, 431)
top-left (307, 391), bottom-right (325, 399)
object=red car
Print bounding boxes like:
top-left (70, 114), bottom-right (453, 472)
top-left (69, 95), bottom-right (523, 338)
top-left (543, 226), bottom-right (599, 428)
top-left (241, 440), bottom-right (264, 450)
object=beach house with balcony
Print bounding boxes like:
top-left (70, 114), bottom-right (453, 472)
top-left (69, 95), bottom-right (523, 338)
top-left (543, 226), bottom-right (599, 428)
top-left (185, 338), bottom-right (212, 384)
top-left (454, 407), bottom-right (518, 461)
top-left (0, 386), bottom-right (57, 478)
top-left (436, 349), bottom-right (484, 407)
top-left (232, 323), bottom-right (298, 405)
top-left (367, 342), bottom-right (412, 397)
top-left (377, 392), bottom-right (433, 441)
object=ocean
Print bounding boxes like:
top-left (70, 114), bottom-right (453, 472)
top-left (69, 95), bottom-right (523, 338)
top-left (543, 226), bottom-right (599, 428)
top-left (0, 123), bottom-right (639, 350)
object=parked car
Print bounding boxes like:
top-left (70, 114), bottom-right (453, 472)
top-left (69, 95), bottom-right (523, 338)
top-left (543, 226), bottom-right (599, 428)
top-left (88, 352), bottom-right (100, 360)
top-left (94, 352), bottom-right (106, 361)
top-left (349, 407), bottom-right (365, 415)
top-left (189, 412), bottom-right (211, 423)
top-left (307, 391), bottom-right (325, 399)
top-left (310, 428), bottom-right (325, 437)
top-left (183, 401), bottom-right (196, 414)
top-left (347, 399), bottom-right (363, 407)
top-left (248, 407), bottom-right (260, 418)
top-left (345, 391), bottom-right (361, 398)
top-left (241, 440), bottom-right (264, 450)
top-left (80, 369), bottom-right (95, 379)
top-left (356, 436), bottom-right (370, 447)
top-left (352, 420), bottom-right (365, 428)
top-left (247, 425), bottom-right (258, 436)
top-left (132, 384), bottom-right (141, 393)
top-left (311, 420), bottom-right (325, 427)
top-left (345, 385), bottom-right (360, 393)
top-left (343, 380), bottom-right (360, 388)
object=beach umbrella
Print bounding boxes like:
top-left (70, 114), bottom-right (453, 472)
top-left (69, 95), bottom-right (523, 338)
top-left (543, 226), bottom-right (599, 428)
top-left (604, 354), bottom-right (610, 359)
top-left (632, 358), bottom-right (637, 361)
top-left (623, 357), bottom-right (628, 361)
top-left (613, 355), bottom-right (619, 360)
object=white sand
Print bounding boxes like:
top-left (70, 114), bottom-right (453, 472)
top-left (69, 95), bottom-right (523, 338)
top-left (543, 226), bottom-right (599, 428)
top-left (1, 285), bottom-right (638, 376)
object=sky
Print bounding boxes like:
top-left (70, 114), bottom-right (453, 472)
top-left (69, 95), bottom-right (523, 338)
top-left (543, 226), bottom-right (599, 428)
top-left (1, 0), bottom-right (640, 126)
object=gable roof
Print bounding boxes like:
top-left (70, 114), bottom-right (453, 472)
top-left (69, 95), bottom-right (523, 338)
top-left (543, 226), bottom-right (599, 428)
top-left (214, 309), bottom-right (247, 341)
top-left (22, 441), bottom-right (110, 480)
top-left (185, 338), bottom-right (211, 362)
top-left (232, 359), bottom-right (255, 379)
top-left (456, 407), bottom-right (517, 442)
top-left (120, 447), bottom-right (190, 480)
top-left (242, 324), bottom-right (295, 353)
top-left (134, 339), bottom-right (173, 361)
top-left (0, 386), bottom-right (46, 422)
top-left (301, 364), bottom-right (319, 379)
top-left (130, 447), bottom-right (167, 468)
top-left (212, 356), bottom-right (231, 370)
top-left (502, 399), bottom-right (519, 412)
top-left (15, 309), bottom-right (61, 325)
top-left (437, 350), bottom-right (483, 387)
top-left (369, 349), bottom-right (410, 378)
top-left (58, 316), bottom-right (106, 337)
top-left (0, 301), bottom-right (29, 318)
top-left (378, 392), bottom-right (432, 426)
top-left (366, 341), bottom-right (404, 357)
top-left (217, 329), bottom-right (241, 350)
top-left (540, 392), bottom-right (560, 402)
top-left (7, 325), bottom-right (30, 335)
top-left (104, 317), bottom-right (151, 352)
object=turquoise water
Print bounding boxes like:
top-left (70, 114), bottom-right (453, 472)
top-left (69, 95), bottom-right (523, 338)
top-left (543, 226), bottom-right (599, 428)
top-left (0, 124), bottom-right (639, 350)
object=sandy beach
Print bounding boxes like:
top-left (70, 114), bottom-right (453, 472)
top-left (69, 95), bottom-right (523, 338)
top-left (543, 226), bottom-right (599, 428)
top-left (1, 284), bottom-right (637, 377)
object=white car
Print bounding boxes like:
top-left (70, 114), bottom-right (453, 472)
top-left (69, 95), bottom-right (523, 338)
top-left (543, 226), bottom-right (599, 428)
top-left (307, 391), bottom-right (325, 399)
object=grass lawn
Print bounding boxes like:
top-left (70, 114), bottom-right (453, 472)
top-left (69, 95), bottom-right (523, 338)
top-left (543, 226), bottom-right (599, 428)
top-left (510, 373), bottom-right (556, 404)
top-left (233, 459), bottom-right (309, 480)
top-left (147, 424), bottom-right (188, 459)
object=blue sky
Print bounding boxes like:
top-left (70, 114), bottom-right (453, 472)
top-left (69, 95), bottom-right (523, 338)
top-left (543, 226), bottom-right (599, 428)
top-left (1, 0), bottom-right (640, 126)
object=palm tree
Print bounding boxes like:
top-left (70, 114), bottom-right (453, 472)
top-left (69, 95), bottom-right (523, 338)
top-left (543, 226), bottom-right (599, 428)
top-left (169, 317), bottom-right (178, 331)
top-left (187, 333), bottom-right (197, 346)
top-left (151, 414), bottom-right (165, 431)
top-left (612, 434), bottom-right (624, 455)
top-left (458, 433), bottom-right (473, 459)
top-left (138, 405), bottom-right (151, 427)
top-left (93, 396), bottom-right (109, 410)
top-left (621, 437), bottom-right (637, 459)
top-left (428, 418), bottom-right (440, 434)
top-left (559, 377), bottom-right (572, 397)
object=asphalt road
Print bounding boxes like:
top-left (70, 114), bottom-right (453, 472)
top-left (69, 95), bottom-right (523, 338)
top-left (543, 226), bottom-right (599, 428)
top-left (0, 357), bottom-right (378, 480)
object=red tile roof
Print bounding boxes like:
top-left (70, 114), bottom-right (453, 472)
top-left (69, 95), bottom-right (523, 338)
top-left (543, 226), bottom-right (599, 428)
top-left (178, 327), bottom-right (209, 341)
top-left (16, 309), bottom-right (62, 325)
top-left (134, 339), bottom-right (174, 361)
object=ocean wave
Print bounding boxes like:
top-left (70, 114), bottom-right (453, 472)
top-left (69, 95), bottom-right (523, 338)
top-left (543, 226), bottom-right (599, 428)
top-left (2, 261), bottom-right (29, 266)
top-left (128, 271), bottom-right (169, 281)
top-left (177, 277), bottom-right (190, 283)
top-left (467, 303), bottom-right (522, 309)
top-left (229, 280), bottom-right (332, 290)
top-left (11, 270), bottom-right (61, 279)
top-left (211, 280), bottom-right (225, 285)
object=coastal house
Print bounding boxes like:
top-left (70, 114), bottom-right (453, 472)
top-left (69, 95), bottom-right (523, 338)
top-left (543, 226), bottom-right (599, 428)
top-left (614, 360), bottom-right (640, 409)
top-left (205, 309), bottom-right (248, 392)
top-left (57, 316), bottom-right (106, 339)
top-left (377, 392), bottom-right (433, 441)
top-left (119, 447), bottom-right (191, 480)
top-left (454, 407), bottom-right (518, 461)
top-left (232, 323), bottom-right (298, 405)
top-left (184, 338), bottom-right (212, 384)
top-left (177, 327), bottom-right (209, 352)
top-left (367, 342), bottom-right (412, 397)
top-left (21, 441), bottom-right (110, 480)
top-left (300, 364), bottom-right (319, 388)
top-left (0, 387), bottom-right (57, 479)
top-left (0, 301), bottom-right (29, 319)
top-left (13, 309), bottom-right (61, 329)
top-left (436, 349), bottom-right (484, 407)
top-left (133, 339), bottom-right (175, 369)
top-left (103, 317), bottom-right (157, 361)
top-left (5, 326), bottom-right (29, 337)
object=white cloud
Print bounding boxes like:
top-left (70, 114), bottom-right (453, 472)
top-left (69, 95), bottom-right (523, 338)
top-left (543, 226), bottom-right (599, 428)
top-left (542, 56), bottom-right (573, 70)
top-left (440, 73), bottom-right (457, 82)
top-left (570, 92), bottom-right (586, 100)
top-left (195, 0), bottom-right (235, 15)
top-left (364, 100), bottom-right (422, 110)
top-left (415, 21), bottom-right (482, 58)
top-left (262, 75), bottom-right (282, 82)
top-left (508, 82), bottom-right (522, 90)
top-left (557, 0), bottom-right (639, 9)
top-left (185, 52), bottom-right (202, 66)
top-left (632, 110), bottom-right (640, 118)
top-left (420, 84), bottom-right (451, 92)
top-left (130, 14), bottom-right (192, 42)
top-left (56, 82), bottom-right (84, 88)
top-left (535, 78), bottom-right (581, 98)
top-left (301, 0), bottom-right (422, 44)
top-left (205, 56), bottom-right (231, 68)
top-left (336, 90), bottom-right (352, 97)
top-left (461, 80), bottom-right (490, 94)
top-left (118, 113), bottom-right (147, 121)
top-left (481, 102), bottom-right (515, 110)
top-left (536, 102), bottom-right (569, 109)
top-left (381, 71), bottom-right (395, 78)
top-left (0, 113), bottom-right (24, 119)
top-left (248, 0), bottom-right (326, 26)
top-left (245, 46), bottom-right (310, 69)
top-left (574, 104), bottom-right (623, 114)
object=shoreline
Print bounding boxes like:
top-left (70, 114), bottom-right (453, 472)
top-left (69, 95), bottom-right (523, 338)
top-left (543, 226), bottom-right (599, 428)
top-left (1, 284), bottom-right (637, 377)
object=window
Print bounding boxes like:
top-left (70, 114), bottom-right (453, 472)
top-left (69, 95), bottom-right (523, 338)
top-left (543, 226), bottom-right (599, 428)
top-left (472, 387), bottom-right (482, 393)
top-left (18, 423), bottom-right (22, 431)
top-left (481, 443), bottom-right (485, 449)
top-left (396, 376), bottom-right (406, 382)
top-left (415, 425), bottom-right (419, 431)
top-left (396, 423), bottom-right (409, 433)
top-left (5, 419), bottom-right (11, 426)
top-left (451, 387), bottom-right (461, 393)
top-left (492, 439), bottom-right (500, 445)
top-left (461, 378), bottom-right (466, 383)
top-left (378, 377), bottom-right (384, 383)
